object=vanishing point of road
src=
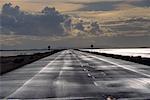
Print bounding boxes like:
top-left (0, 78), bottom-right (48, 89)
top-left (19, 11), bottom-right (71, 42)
top-left (1, 50), bottom-right (150, 99)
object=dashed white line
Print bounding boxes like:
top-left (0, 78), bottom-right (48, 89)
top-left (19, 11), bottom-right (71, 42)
top-left (101, 72), bottom-right (106, 76)
top-left (85, 63), bottom-right (89, 66)
top-left (94, 82), bottom-right (98, 86)
top-left (88, 73), bottom-right (91, 77)
top-left (92, 76), bottom-right (95, 79)
top-left (72, 51), bottom-right (99, 87)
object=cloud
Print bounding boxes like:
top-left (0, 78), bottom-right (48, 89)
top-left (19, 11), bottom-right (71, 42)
top-left (0, 3), bottom-right (103, 38)
top-left (130, 0), bottom-right (150, 7)
top-left (1, 1), bottom-right (150, 49)
top-left (89, 21), bottom-right (101, 34)
top-left (74, 21), bottom-right (84, 31)
top-left (63, 17), bottom-right (102, 37)
top-left (76, 1), bottom-right (123, 11)
top-left (0, 0), bottom-right (84, 12)
top-left (1, 3), bottom-right (66, 36)
top-left (99, 19), bottom-right (149, 37)
top-left (70, 0), bottom-right (150, 12)
top-left (63, 18), bottom-right (72, 33)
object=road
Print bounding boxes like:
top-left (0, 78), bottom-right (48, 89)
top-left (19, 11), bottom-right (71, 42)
top-left (0, 50), bottom-right (150, 99)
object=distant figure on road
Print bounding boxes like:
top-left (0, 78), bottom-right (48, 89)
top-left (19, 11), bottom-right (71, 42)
top-left (91, 44), bottom-right (94, 48)
top-left (48, 45), bottom-right (51, 50)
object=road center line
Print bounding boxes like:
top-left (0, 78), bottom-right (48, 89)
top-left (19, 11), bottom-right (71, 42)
top-left (94, 82), bottom-right (98, 86)
top-left (88, 73), bottom-right (91, 77)
top-left (92, 76), bottom-right (95, 79)
top-left (72, 51), bottom-right (99, 86)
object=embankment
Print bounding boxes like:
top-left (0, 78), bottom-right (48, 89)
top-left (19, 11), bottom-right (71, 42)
top-left (0, 50), bottom-right (62, 75)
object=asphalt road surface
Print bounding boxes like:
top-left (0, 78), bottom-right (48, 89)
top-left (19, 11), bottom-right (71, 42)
top-left (0, 50), bottom-right (150, 99)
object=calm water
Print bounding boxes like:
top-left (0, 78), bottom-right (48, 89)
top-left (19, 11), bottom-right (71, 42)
top-left (81, 48), bottom-right (150, 58)
top-left (0, 50), bottom-right (50, 57)
top-left (1, 48), bottom-right (150, 58)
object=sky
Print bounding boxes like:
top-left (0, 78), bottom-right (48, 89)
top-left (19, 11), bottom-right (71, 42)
top-left (0, 0), bottom-right (150, 49)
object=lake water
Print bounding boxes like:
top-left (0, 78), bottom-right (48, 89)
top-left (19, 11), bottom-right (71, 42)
top-left (0, 50), bottom-right (50, 57)
top-left (1, 48), bottom-right (150, 58)
top-left (81, 48), bottom-right (150, 58)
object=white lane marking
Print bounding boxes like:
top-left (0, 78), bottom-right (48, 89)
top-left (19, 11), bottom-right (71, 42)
top-left (85, 63), bottom-right (89, 66)
top-left (55, 52), bottom-right (75, 97)
top-left (101, 72), bottom-right (106, 76)
top-left (72, 51), bottom-right (99, 87)
top-left (94, 82), bottom-right (98, 86)
top-left (51, 96), bottom-right (96, 99)
top-left (57, 53), bottom-right (72, 77)
top-left (92, 76), bottom-right (95, 79)
top-left (71, 53), bottom-right (84, 68)
top-left (82, 52), bottom-right (150, 78)
top-left (6, 51), bottom-right (65, 98)
top-left (88, 73), bottom-right (91, 77)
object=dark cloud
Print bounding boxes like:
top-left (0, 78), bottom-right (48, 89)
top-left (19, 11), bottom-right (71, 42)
top-left (74, 22), bottom-right (84, 31)
top-left (0, 3), bottom-right (103, 37)
top-left (104, 17), bottom-right (150, 36)
top-left (76, 1), bottom-right (123, 11)
top-left (63, 17), bottom-right (102, 36)
top-left (131, 0), bottom-right (150, 7)
top-left (90, 21), bottom-right (101, 34)
top-left (63, 18), bottom-right (72, 33)
top-left (1, 3), bottom-right (67, 36)
top-left (73, 0), bottom-right (150, 11)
